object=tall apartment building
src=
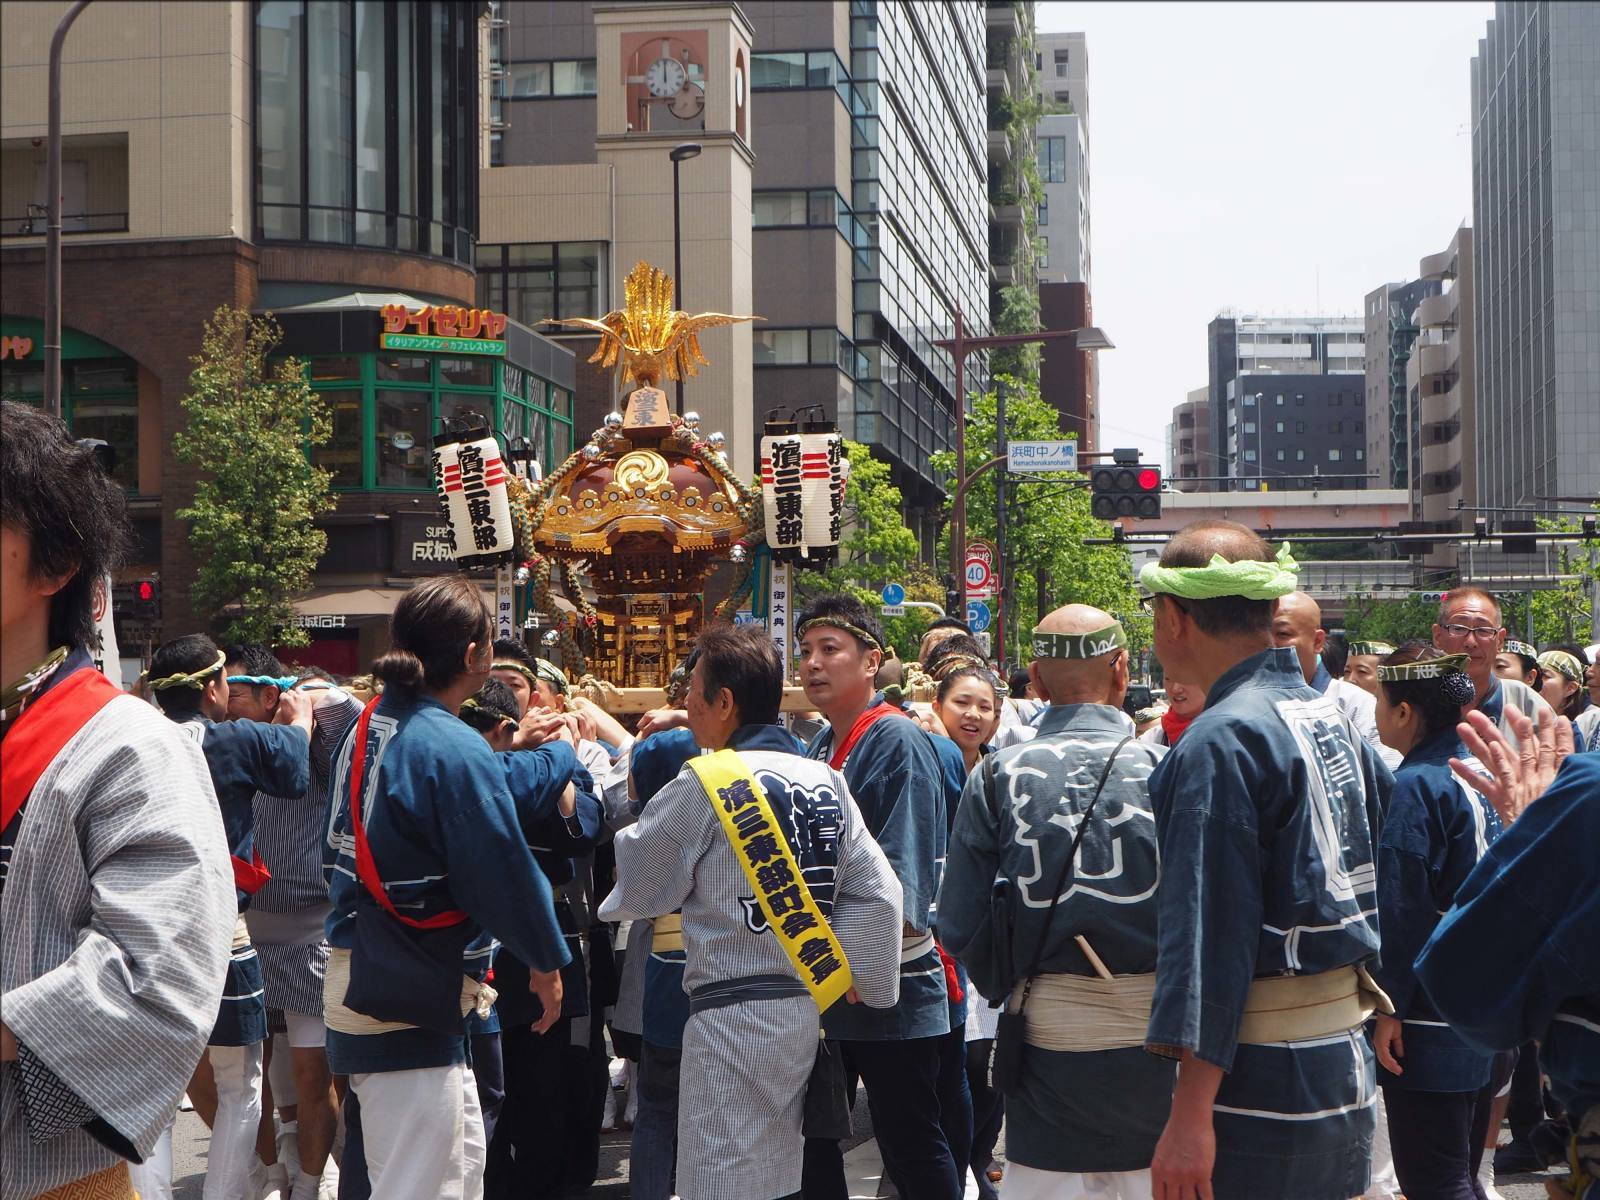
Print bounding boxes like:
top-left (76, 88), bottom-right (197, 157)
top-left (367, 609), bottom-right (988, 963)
top-left (987, 1), bottom-right (1036, 310)
top-left (1362, 277), bottom-right (1440, 491)
top-left (1206, 315), bottom-right (1368, 491)
top-left (486, 0), bottom-right (994, 552)
top-left (1, 0), bottom-right (577, 668)
top-left (1471, 1), bottom-right (1600, 513)
top-left (1033, 31), bottom-right (1089, 286)
top-left (1409, 227), bottom-right (1475, 573)
top-left (1168, 386), bottom-right (1212, 490)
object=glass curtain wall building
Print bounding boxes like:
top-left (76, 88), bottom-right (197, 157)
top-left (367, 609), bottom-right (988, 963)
top-left (254, 0), bottom-right (478, 264)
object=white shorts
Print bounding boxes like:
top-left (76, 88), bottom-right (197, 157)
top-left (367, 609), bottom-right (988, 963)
top-left (284, 1009), bottom-right (326, 1050)
top-left (1001, 1166), bottom-right (1153, 1200)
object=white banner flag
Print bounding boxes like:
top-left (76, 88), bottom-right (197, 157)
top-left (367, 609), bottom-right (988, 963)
top-left (92, 575), bottom-right (120, 681)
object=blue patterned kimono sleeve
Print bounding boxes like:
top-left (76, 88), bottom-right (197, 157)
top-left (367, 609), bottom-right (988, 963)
top-left (1146, 734), bottom-right (1263, 1071)
top-left (844, 720), bottom-right (947, 931)
top-left (938, 761), bottom-right (1006, 999)
top-left (1416, 754), bottom-right (1600, 1056)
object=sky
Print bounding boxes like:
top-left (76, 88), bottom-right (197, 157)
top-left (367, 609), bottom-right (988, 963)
top-left (1034, 0), bottom-right (1496, 465)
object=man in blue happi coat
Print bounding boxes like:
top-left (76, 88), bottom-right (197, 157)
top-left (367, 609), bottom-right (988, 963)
top-left (796, 593), bottom-right (960, 1200)
top-left (1140, 520), bottom-right (1394, 1200)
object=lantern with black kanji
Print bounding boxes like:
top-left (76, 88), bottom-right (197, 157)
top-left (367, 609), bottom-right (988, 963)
top-left (431, 418), bottom-right (517, 570)
top-left (760, 411), bottom-right (846, 567)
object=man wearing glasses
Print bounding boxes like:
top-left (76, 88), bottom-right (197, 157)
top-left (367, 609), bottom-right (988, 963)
top-left (1431, 588), bottom-right (1551, 748)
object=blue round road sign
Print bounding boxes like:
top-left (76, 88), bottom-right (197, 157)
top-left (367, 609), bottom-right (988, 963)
top-left (881, 582), bottom-right (906, 607)
top-left (966, 600), bottom-right (991, 633)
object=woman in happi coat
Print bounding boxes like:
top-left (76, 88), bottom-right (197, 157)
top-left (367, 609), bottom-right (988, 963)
top-left (932, 664), bottom-right (1008, 1200)
top-left (1536, 646), bottom-right (1594, 752)
top-left (1369, 642), bottom-right (1502, 1200)
top-left (322, 574), bottom-right (573, 1198)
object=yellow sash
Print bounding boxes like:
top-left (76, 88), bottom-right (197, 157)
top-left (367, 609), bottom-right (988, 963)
top-left (687, 750), bottom-right (854, 1012)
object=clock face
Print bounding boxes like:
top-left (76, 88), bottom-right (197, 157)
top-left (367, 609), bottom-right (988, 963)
top-left (669, 83), bottom-right (705, 120)
top-left (645, 56), bottom-right (687, 98)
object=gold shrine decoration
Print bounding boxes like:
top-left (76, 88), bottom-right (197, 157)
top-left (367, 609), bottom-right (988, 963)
top-left (547, 261), bottom-right (760, 390)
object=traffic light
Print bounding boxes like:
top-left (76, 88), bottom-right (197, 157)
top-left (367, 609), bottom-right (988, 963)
top-left (1091, 463), bottom-right (1163, 520)
top-left (131, 579), bottom-right (160, 619)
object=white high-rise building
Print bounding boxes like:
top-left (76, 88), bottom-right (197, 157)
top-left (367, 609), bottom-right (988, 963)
top-left (1034, 31), bottom-right (1089, 286)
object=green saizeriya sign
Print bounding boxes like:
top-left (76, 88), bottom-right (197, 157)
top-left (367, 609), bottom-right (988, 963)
top-left (380, 332), bottom-right (506, 356)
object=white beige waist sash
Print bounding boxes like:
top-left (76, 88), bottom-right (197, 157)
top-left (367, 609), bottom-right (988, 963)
top-left (652, 912), bottom-right (683, 953)
top-left (322, 946), bottom-right (497, 1037)
top-left (1237, 964), bottom-right (1393, 1045)
top-left (1010, 972), bottom-right (1156, 1052)
top-left (231, 915), bottom-right (251, 952)
top-left (901, 930), bottom-right (936, 964)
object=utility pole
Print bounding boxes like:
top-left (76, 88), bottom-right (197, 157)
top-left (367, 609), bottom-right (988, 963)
top-left (45, 1), bottom-right (94, 419)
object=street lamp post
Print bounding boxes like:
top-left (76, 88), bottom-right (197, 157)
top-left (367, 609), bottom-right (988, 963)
top-left (45, 0), bottom-right (94, 420)
top-left (669, 142), bottom-right (702, 416)
top-left (932, 310), bottom-right (1114, 635)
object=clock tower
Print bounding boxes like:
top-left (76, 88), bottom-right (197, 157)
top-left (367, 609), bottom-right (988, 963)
top-left (592, 2), bottom-right (755, 475)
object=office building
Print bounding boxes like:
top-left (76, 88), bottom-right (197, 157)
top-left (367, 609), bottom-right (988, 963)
top-left (1, 1), bottom-right (576, 665)
top-left (1409, 227), bottom-right (1476, 573)
top-left (1169, 386), bottom-right (1211, 490)
top-left (1206, 314), bottom-right (1367, 491)
top-left (486, 1), bottom-right (995, 552)
top-left (1362, 277), bottom-right (1440, 491)
top-left (1471, 1), bottom-right (1600, 513)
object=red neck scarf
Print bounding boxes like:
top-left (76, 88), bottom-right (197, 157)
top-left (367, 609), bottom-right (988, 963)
top-left (828, 702), bottom-right (905, 771)
top-left (1160, 706), bottom-right (1193, 747)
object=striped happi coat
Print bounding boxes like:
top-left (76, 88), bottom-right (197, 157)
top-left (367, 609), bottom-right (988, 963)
top-left (2, 692), bottom-right (235, 1200)
top-left (599, 724), bottom-right (904, 1200)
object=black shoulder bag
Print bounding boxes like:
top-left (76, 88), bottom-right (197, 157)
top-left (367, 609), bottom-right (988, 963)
top-left (991, 735), bottom-right (1132, 1092)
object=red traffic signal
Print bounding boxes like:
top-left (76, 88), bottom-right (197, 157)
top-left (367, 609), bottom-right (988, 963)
top-left (1091, 463), bottom-right (1163, 521)
top-left (131, 578), bottom-right (160, 618)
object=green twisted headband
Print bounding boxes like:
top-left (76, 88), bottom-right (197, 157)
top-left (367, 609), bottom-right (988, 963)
top-left (1348, 641), bottom-right (1395, 658)
top-left (1031, 622), bottom-right (1127, 660)
top-left (148, 650), bottom-right (227, 691)
top-left (1538, 649), bottom-right (1586, 683)
top-left (797, 617), bottom-right (885, 654)
top-left (1140, 541), bottom-right (1300, 601)
top-left (533, 658), bottom-right (569, 694)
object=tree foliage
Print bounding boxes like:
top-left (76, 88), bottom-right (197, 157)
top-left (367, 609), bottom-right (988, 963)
top-left (932, 377), bottom-right (1142, 668)
top-left (175, 306), bottom-right (335, 647)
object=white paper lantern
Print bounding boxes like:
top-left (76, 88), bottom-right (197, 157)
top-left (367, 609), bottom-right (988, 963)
top-left (431, 430), bottom-right (517, 569)
top-left (760, 430), bottom-right (845, 564)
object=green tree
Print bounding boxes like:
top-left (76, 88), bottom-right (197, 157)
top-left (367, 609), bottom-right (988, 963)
top-left (176, 306), bottom-right (335, 647)
top-left (1340, 594), bottom-right (1441, 645)
top-left (794, 440), bottom-right (936, 661)
top-left (1529, 514), bottom-right (1599, 644)
top-left (932, 377), bottom-right (1142, 667)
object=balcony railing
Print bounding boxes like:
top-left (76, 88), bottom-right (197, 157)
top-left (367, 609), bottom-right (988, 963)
top-left (1, 208), bottom-right (130, 238)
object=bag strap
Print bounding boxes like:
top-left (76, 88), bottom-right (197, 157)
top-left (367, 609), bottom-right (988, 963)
top-left (348, 697), bottom-right (467, 930)
top-left (1014, 735), bottom-right (1132, 1010)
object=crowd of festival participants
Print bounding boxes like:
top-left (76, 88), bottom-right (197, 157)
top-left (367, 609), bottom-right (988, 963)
top-left (2, 395), bottom-right (1598, 1200)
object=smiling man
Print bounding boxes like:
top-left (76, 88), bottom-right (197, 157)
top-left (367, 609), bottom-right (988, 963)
top-left (795, 593), bottom-right (962, 1200)
top-left (1430, 589), bottom-right (1550, 749)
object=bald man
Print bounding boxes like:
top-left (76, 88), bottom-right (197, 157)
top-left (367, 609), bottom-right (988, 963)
top-left (940, 605), bottom-right (1173, 1200)
top-left (1141, 520), bottom-right (1392, 1200)
top-left (1272, 591), bottom-right (1400, 769)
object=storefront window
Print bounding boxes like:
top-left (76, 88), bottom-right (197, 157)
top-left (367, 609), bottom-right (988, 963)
top-left (439, 357), bottom-right (493, 387)
top-left (374, 389), bottom-right (432, 488)
top-left (0, 354), bottom-right (141, 493)
top-left (314, 388), bottom-right (363, 488)
top-left (376, 354), bottom-right (430, 383)
top-left (440, 391), bottom-right (493, 432)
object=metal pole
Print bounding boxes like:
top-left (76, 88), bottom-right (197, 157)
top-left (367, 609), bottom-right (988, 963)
top-left (950, 309), bottom-right (967, 614)
top-left (995, 378), bottom-right (1007, 663)
top-left (672, 155), bottom-right (684, 416)
top-left (45, 0), bottom-right (93, 420)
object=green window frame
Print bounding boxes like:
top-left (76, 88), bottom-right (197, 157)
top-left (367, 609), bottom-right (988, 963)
top-left (290, 352), bottom-right (575, 492)
top-left (0, 356), bottom-right (143, 495)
